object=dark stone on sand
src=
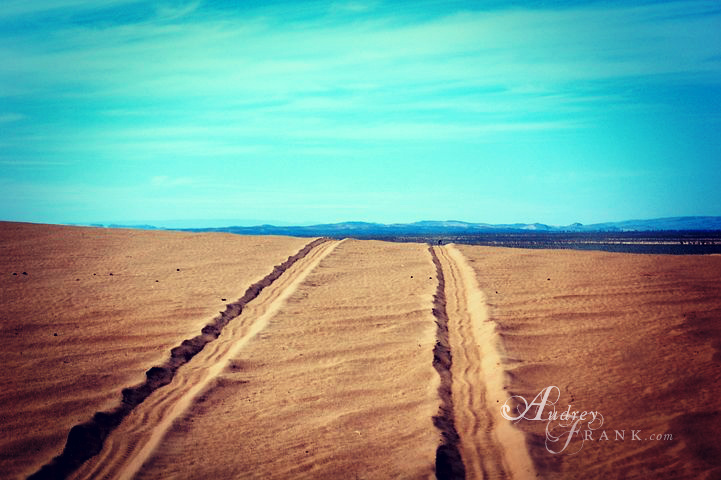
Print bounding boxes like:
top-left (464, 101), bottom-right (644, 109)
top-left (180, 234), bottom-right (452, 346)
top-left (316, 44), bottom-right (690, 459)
top-left (22, 272), bottom-right (28, 275)
top-left (53, 333), bottom-right (58, 336)
top-left (221, 298), bottom-right (227, 301)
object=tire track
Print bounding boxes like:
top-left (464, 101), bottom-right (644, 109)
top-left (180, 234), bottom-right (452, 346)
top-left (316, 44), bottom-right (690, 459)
top-left (72, 238), bottom-right (340, 480)
top-left (433, 245), bottom-right (535, 480)
top-left (28, 238), bottom-right (334, 480)
top-left (428, 246), bottom-right (466, 480)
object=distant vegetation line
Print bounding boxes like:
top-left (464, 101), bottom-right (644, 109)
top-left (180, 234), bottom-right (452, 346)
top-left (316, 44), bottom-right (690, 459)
top-left (74, 215), bottom-right (721, 235)
top-left (57, 217), bottom-right (721, 254)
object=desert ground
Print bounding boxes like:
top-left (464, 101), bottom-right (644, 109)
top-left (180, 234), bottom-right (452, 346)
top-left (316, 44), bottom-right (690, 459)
top-left (1, 222), bottom-right (720, 480)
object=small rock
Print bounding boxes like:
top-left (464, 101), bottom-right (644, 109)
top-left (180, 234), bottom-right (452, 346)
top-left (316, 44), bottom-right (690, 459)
top-left (221, 298), bottom-right (227, 301)
top-left (176, 268), bottom-right (180, 271)
top-left (12, 272), bottom-right (17, 276)
top-left (109, 273), bottom-right (113, 276)
top-left (53, 333), bottom-right (58, 337)
top-left (22, 272), bottom-right (28, 275)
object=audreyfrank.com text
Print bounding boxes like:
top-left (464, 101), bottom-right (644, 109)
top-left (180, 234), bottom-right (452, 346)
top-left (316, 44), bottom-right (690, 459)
top-left (500, 386), bottom-right (673, 454)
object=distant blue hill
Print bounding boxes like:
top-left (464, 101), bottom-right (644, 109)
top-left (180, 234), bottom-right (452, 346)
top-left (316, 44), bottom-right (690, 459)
top-left (178, 216), bottom-right (721, 237)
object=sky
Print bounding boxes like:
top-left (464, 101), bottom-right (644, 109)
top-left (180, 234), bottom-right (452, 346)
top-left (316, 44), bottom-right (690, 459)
top-left (1, 0), bottom-right (720, 227)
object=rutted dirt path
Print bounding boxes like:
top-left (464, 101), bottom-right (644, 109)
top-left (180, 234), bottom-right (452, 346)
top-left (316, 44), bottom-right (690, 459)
top-left (428, 246), bottom-right (465, 480)
top-left (31, 238), bottom-right (338, 480)
top-left (132, 238), bottom-right (440, 480)
top-left (433, 245), bottom-right (535, 480)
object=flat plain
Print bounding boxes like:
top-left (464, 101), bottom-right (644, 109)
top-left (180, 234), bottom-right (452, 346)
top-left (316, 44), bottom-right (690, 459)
top-left (1, 222), bottom-right (720, 479)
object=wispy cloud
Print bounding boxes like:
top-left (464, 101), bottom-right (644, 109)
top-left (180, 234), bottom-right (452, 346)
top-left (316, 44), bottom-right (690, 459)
top-left (0, 159), bottom-right (71, 166)
top-left (3, 1), bottom-right (719, 149)
top-left (0, 113), bottom-right (25, 123)
top-left (4, 2), bottom-right (720, 105)
top-left (149, 175), bottom-right (197, 188)
top-left (0, 0), bottom-right (140, 19)
top-left (154, 1), bottom-right (201, 21)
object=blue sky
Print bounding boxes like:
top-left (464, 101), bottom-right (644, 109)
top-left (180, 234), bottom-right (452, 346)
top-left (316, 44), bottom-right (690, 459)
top-left (1, 0), bottom-right (720, 227)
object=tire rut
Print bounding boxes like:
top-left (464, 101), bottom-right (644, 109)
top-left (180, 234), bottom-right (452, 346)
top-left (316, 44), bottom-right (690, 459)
top-left (429, 246), bottom-right (466, 480)
top-left (72, 238), bottom-right (340, 480)
top-left (433, 245), bottom-right (535, 480)
top-left (28, 238), bottom-right (331, 480)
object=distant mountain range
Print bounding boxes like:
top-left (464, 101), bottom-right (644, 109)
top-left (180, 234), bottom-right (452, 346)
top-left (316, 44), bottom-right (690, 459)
top-left (171, 216), bottom-right (721, 237)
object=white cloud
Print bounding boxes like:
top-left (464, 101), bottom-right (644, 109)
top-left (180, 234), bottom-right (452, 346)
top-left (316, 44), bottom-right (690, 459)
top-left (150, 175), bottom-right (196, 187)
top-left (0, 113), bottom-right (26, 123)
top-left (155, 1), bottom-right (201, 21)
top-left (0, 159), bottom-right (71, 166)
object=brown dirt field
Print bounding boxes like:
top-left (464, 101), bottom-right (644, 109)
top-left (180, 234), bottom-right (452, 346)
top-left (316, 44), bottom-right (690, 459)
top-left (457, 245), bottom-right (721, 480)
top-left (125, 239), bottom-right (440, 480)
top-left (0, 222), bottom-right (309, 478)
top-left (2, 222), bottom-right (720, 480)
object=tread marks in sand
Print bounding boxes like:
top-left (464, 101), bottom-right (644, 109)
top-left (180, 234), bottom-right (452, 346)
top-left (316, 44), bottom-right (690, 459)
top-left (29, 238), bottom-right (330, 480)
top-left (431, 244), bottom-right (535, 480)
top-left (429, 245), bottom-right (466, 480)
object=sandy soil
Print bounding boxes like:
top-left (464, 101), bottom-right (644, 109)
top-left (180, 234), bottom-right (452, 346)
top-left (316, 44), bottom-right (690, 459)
top-left (0, 222), bottom-right (309, 478)
top-left (120, 239), bottom-right (441, 480)
top-left (457, 245), bottom-right (721, 480)
top-left (2, 222), bottom-right (720, 480)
